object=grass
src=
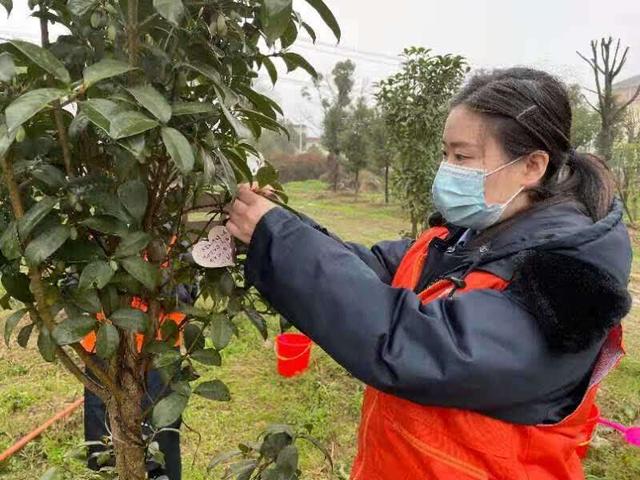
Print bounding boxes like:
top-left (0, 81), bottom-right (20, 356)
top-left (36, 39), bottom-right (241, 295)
top-left (0, 180), bottom-right (638, 479)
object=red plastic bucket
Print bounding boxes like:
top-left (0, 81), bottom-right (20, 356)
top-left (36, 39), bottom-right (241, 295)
top-left (275, 333), bottom-right (312, 377)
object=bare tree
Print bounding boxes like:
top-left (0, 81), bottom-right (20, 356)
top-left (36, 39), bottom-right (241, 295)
top-left (578, 37), bottom-right (640, 161)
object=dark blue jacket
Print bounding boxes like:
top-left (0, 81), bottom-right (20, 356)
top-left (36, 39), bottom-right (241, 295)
top-left (244, 200), bottom-right (632, 425)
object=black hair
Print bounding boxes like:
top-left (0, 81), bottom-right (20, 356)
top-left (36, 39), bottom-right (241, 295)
top-left (451, 67), bottom-right (614, 222)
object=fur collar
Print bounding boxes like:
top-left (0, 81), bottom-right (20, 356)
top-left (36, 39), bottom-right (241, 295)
top-left (510, 250), bottom-right (631, 353)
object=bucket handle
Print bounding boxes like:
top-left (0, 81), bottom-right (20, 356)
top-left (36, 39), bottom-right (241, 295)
top-left (274, 342), bottom-right (312, 362)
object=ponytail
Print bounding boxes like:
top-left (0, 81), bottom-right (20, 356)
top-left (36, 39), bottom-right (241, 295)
top-left (528, 151), bottom-right (615, 222)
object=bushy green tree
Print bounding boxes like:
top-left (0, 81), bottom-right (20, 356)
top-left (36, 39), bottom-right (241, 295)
top-left (376, 47), bottom-right (467, 236)
top-left (340, 97), bottom-right (373, 195)
top-left (0, 0), bottom-right (338, 478)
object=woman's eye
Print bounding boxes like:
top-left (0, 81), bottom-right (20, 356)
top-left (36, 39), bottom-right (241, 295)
top-left (455, 154), bottom-right (468, 162)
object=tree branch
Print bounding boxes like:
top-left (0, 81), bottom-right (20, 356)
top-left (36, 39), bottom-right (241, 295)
top-left (28, 307), bottom-right (106, 398)
top-left (613, 83), bottom-right (640, 122)
top-left (0, 152), bottom-right (118, 398)
top-left (39, 7), bottom-right (74, 177)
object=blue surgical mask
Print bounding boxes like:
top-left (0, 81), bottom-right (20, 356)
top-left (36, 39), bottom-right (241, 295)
top-left (431, 158), bottom-right (524, 230)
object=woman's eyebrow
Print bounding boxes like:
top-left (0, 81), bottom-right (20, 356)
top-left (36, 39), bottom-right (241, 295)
top-left (442, 140), bottom-right (480, 149)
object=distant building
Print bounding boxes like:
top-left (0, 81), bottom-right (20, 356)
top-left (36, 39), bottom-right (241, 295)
top-left (613, 74), bottom-right (640, 115)
top-left (304, 136), bottom-right (325, 152)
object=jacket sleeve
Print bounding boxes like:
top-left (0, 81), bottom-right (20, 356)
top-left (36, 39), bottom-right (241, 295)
top-left (245, 208), bottom-right (601, 416)
top-left (297, 212), bottom-right (412, 284)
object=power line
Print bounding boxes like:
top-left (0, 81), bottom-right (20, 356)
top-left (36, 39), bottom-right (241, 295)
top-left (298, 38), bottom-right (401, 64)
top-left (295, 42), bottom-right (401, 68)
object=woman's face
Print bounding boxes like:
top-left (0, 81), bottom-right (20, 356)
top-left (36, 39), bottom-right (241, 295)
top-left (442, 105), bottom-right (549, 216)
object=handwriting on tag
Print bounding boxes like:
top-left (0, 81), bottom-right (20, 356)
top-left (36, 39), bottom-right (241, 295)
top-left (192, 226), bottom-right (235, 268)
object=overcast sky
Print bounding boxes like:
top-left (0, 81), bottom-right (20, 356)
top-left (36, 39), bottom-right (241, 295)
top-left (3, 0), bottom-right (639, 134)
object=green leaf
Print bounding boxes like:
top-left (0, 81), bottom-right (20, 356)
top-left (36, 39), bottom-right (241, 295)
top-left (262, 57), bottom-right (278, 85)
top-left (216, 150), bottom-right (238, 195)
top-left (69, 288), bottom-right (102, 313)
top-left (0, 0), bottom-right (12, 16)
top-left (276, 445), bottom-right (298, 476)
top-left (67, 0), bottom-right (99, 17)
top-left (301, 22), bottom-right (317, 43)
top-left (305, 0), bottom-right (341, 41)
top-left (109, 111), bottom-right (158, 139)
top-left (190, 348), bottom-right (221, 366)
top-left (219, 102), bottom-right (249, 139)
top-left (0, 222), bottom-right (21, 260)
top-left (24, 225), bottom-right (70, 267)
top-left (161, 127), bottom-right (194, 174)
top-left (31, 164), bottom-right (66, 190)
top-left (78, 260), bottom-right (114, 290)
top-left (52, 316), bottom-right (97, 345)
top-left (114, 231), bottom-right (151, 258)
top-left (55, 239), bottom-right (106, 263)
top-left (194, 380), bottom-right (230, 401)
top-left (152, 392), bottom-right (188, 427)
top-left (83, 59), bottom-right (135, 88)
top-left (1, 270), bottom-right (34, 303)
top-left (281, 20), bottom-right (298, 49)
top-left (281, 52), bottom-right (317, 78)
top-left (184, 323), bottom-right (205, 352)
top-left (18, 196), bottom-right (57, 238)
top-left (0, 122), bottom-right (17, 158)
top-left (5, 88), bottom-right (67, 132)
top-left (4, 308), bottom-right (27, 346)
top-left (120, 256), bottom-right (159, 290)
top-left (153, 0), bottom-right (185, 26)
top-left (127, 84), bottom-right (172, 123)
top-left (0, 52), bottom-right (16, 82)
top-left (80, 216), bottom-right (129, 236)
top-left (110, 308), bottom-right (149, 332)
top-left (171, 102), bottom-right (216, 116)
top-left (256, 164), bottom-right (278, 187)
top-left (9, 39), bottom-right (71, 83)
top-left (117, 179), bottom-right (148, 223)
top-left (17, 323), bottom-right (34, 348)
top-left (153, 349), bottom-right (181, 368)
top-left (183, 62), bottom-right (223, 85)
top-left (96, 323), bottom-right (119, 358)
top-left (244, 307), bottom-right (267, 340)
top-left (210, 315), bottom-right (234, 350)
top-left (82, 98), bottom-right (122, 134)
top-left (38, 326), bottom-right (56, 362)
top-left (261, 0), bottom-right (293, 43)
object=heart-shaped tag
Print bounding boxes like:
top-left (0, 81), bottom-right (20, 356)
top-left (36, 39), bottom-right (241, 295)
top-left (192, 225), bottom-right (235, 268)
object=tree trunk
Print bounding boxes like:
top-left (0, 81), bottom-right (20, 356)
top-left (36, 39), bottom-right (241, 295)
top-left (384, 164), bottom-right (389, 204)
top-left (410, 212), bottom-right (418, 238)
top-left (597, 122), bottom-right (615, 161)
top-left (354, 168), bottom-right (360, 197)
top-left (107, 346), bottom-right (147, 480)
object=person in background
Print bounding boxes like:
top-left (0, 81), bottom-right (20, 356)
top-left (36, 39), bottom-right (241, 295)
top-left (225, 68), bottom-right (632, 479)
top-left (82, 242), bottom-right (197, 480)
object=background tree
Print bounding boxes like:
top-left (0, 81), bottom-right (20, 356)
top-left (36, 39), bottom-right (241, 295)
top-left (578, 37), bottom-right (640, 161)
top-left (368, 110), bottom-right (393, 203)
top-left (339, 97), bottom-right (373, 195)
top-left (376, 47), bottom-right (468, 236)
top-left (317, 60), bottom-right (356, 191)
top-left (0, 0), bottom-right (339, 479)
top-left (567, 84), bottom-right (600, 150)
top-left (612, 111), bottom-right (640, 225)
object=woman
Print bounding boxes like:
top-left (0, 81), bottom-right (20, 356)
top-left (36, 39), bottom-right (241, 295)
top-left (226, 68), bottom-right (632, 479)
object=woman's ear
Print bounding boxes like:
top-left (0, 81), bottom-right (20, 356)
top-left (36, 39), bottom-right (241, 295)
top-left (522, 150), bottom-right (549, 186)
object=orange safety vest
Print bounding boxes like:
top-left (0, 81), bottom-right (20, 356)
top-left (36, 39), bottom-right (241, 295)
top-left (350, 227), bottom-right (624, 480)
top-left (82, 236), bottom-right (185, 353)
top-left (81, 296), bottom-right (185, 353)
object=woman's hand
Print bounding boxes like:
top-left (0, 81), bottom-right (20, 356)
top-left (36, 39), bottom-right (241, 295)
top-left (225, 184), bottom-right (278, 244)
